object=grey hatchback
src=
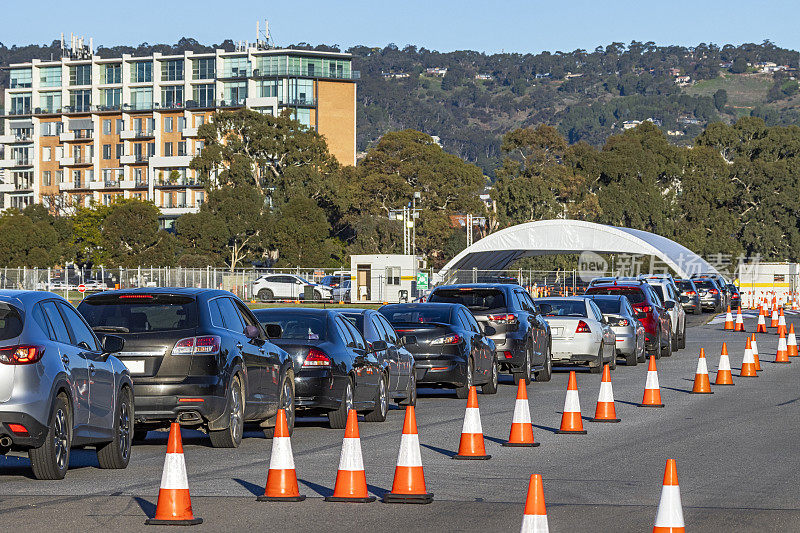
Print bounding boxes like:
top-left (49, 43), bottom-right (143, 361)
top-left (0, 291), bottom-right (131, 479)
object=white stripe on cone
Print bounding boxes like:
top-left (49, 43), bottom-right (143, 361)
top-left (462, 407), bottom-right (483, 434)
top-left (563, 389), bottom-right (581, 413)
top-left (653, 485), bottom-right (685, 528)
top-left (512, 399), bottom-right (532, 424)
top-left (597, 381), bottom-right (614, 403)
top-left (787, 333), bottom-right (796, 348)
top-left (645, 370), bottom-right (660, 390)
top-left (778, 337), bottom-right (787, 351)
top-left (160, 453), bottom-right (189, 490)
top-left (520, 514), bottom-right (549, 533)
top-left (743, 347), bottom-right (755, 364)
top-left (269, 436), bottom-right (295, 471)
top-left (718, 354), bottom-right (731, 372)
top-left (396, 433), bottom-right (423, 468)
top-left (752, 340), bottom-right (759, 357)
top-left (337, 437), bottom-right (365, 471)
top-left (696, 356), bottom-right (708, 374)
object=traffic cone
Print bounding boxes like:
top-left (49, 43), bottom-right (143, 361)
top-left (723, 306), bottom-right (734, 330)
top-left (756, 307), bottom-right (767, 333)
top-left (590, 364), bottom-right (620, 422)
top-left (691, 348), bottom-right (713, 394)
top-left (453, 386), bottom-right (491, 459)
top-left (734, 307), bottom-right (745, 332)
top-left (777, 309), bottom-right (787, 336)
top-left (751, 333), bottom-right (762, 371)
top-left (770, 305), bottom-right (779, 328)
top-left (714, 343), bottom-right (734, 385)
top-left (257, 409), bottom-right (305, 502)
top-left (383, 406), bottom-right (433, 504)
top-left (788, 324), bottom-right (798, 357)
top-left (792, 297), bottom-right (799, 311)
top-left (740, 338), bottom-right (758, 377)
top-left (325, 409), bottom-right (376, 502)
top-left (556, 371), bottom-right (587, 434)
top-left (145, 422), bottom-right (203, 526)
top-left (639, 356), bottom-right (664, 407)
top-left (775, 330), bottom-right (791, 364)
top-left (520, 474), bottom-right (549, 533)
top-left (653, 459), bottom-right (686, 533)
top-left (503, 379), bottom-right (539, 446)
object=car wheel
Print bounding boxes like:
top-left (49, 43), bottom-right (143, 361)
top-left (455, 358), bottom-right (474, 399)
top-left (29, 393), bottom-right (72, 480)
top-left (537, 341), bottom-right (553, 382)
top-left (514, 346), bottom-right (533, 386)
top-left (590, 346), bottom-right (603, 373)
top-left (609, 347), bottom-right (617, 370)
top-left (693, 305), bottom-right (702, 315)
top-left (399, 371), bottom-right (417, 406)
top-left (258, 289), bottom-right (273, 302)
top-left (263, 372), bottom-right (295, 438)
top-left (328, 378), bottom-right (354, 429)
top-left (209, 376), bottom-right (244, 448)
top-left (364, 373), bottom-right (389, 422)
top-left (96, 386), bottom-right (133, 469)
top-left (661, 332), bottom-right (672, 358)
top-left (313, 290), bottom-right (322, 301)
top-left (679, 325), bottom-right (686, 349)
top-left (482, 360), bottom-right (499, 394)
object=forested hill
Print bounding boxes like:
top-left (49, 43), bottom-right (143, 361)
top-left (2, 39), bottom-right (800, 173)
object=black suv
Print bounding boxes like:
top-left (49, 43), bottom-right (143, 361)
top-left (428, 284), bottom-right (552, 384)
top-left (78, 288), bottom-right (294, 448)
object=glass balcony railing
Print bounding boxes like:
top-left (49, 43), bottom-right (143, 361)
top-left (155, 178), bottom-right (201, 187)
top-left (103, 180), bottom-right (120, 188)
top-left (220, 66), bottom-right (252, 78)
top-left (253, 66), bottom-right (360, 80)
top-left (12, 158), bottom-right (31, 166)
top-left (134, 180), bottom-right (149, 188)
top-left (284, 97), bottom-right (317, 107)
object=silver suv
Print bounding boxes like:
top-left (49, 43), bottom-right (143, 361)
top-left (0, 291), bottom-right (132, 479)
top-left (640, 277), bottom-right (686, 350)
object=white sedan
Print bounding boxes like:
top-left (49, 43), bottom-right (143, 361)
top-left (534, 297), bottom-right (616, 373)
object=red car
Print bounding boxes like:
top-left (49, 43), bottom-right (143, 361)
top-left (585, 281), bottom-right (673, 358)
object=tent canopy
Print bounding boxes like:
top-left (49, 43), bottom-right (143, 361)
top-left (439, 219), bottom-right (718, 279)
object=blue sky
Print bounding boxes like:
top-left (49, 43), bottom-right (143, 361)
top-left (4, 0), bottom-right (800, 54)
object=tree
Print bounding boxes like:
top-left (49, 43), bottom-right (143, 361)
top-left (730, 57), bottom-right (748, 74)
top-left (101, 199), bottom-right (176, 267)
top-left (268, 197), bottom-right (345, 267)
top-left (713, 89), bottom-right (728, 111)
top-left (0, 210), bottom-right (59, 267)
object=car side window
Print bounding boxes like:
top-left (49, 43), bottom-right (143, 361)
top-left (232, 299), bottom-right (260, 330)
top-left (334, 317), bottom-right (354, 347)
top-left (57, 301), bottom-right (100, 351)
top-left (41, 301), bottom-right (72, 344)
top-left (217, 297), bottom-right (245, 333)
top-left (31, 303), bottom-right (53, 338)
top-left (344, 320), bottom-right (367, 350)
top-left (208, 299), bottom-right (224, 328)
top-left (369, 315), bottom-right (387, 342)
top-left (516, 290), bottom-right (534, 313)
top-left (461, 309), bottom-right (480, 333)
top-left (377, 315), bottom-right (399, 345)
top-left (588, 301), bottom-right (603, 322)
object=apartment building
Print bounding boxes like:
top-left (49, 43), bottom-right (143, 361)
top-left (0, 39), bottom-right (358, 227)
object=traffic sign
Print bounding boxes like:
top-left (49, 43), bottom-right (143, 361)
top-left (78, 284), bottom-right (86, 293)
top-left (416, 272), bottom-right (429, 290)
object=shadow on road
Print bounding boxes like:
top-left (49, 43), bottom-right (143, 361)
top-left (420, 443), bottom-right (457, 458)
top-left (233, 478), bottom-right (263, 496)
top-left (133, 496), bottom-right (155, 519)
top-left (298, 478), bottom-right (333, 497)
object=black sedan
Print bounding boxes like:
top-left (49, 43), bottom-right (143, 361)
top-left (252, 308), bottom-right (386, 429)
top-left (340, 309), bottom-right (417, 406)
top-left (379, 303), bottom-right (496, 399)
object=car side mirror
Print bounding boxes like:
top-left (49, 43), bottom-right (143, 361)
top-left (601, 316), bottom-right (608, 324)
top-left (635, 311), bottom-right (647, 319)
top-left (265, 324), bottom-right (282, 339)
top-left (244, 325), bottom-right (260, 339)
top-left (663, 301), bottom-right (675, 310)
top-left (102, 334), bottom-right (125, 354)
top-left (370, 340), bottom-right (388, 352)
top-left (482, 325), bottom-right (497, 336)
top-left (402, 335), bottom-right (417, 346)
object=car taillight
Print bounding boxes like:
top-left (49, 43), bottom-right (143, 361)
top-left (686, 291), bottom-right (696, 296)
top-left (7, 423), bottom-right (28, 435)
top-left (487, 313), bottom-right (518, 324)
top-left (172, 336), bottom-right (221, 356)
top-left (0, 345), bottom-right (44, 365)
top-left (615, 319), bottom-right (629, 327)
top-left (575, 321), bottom-right (591, 333)
top-left (432, 334), bottom-right (461, 345)
top-left (709, 289), bottom-right (718, 294)
top-left (636, 305), bottom-right (652, 313)
top-left (303, 348), bottom-right (331, 367)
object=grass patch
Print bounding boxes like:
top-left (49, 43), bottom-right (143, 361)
top-left (685, 73), bottom-right (773, 108)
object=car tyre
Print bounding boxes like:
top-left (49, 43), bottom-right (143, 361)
top-left (609, 347), bottom-right (617, 370)
top-left (590, 346), bottom-right (603, 373)
top-left (364, 374), bottom-right (389, 422)
top-left (482, 360), bottom-right (499, 394)
top-left (258, 289), bottom-right (273, 303)
top-left (513, 346), bottom-right (533, 386)
top-left (29, 393), bottom-right (72, 480)
top-left (679, 325), bottom-right (686, 349)
top-left (97, 386), bottom-right (133, 469)
top-left (661, 332), bottom-right (672, 358)
top-left (328, 378), bottom-right (354, 429)
top-left (537, 341), bottom-right (553, 382)
top-left (209, 376), bottom-right (244, 448)
top-left (398, 371), bottom-right (417, 406)
top-left (263, 372), bottom-right (295, 438)
top-left (455, 358), bottom-right (474, 399)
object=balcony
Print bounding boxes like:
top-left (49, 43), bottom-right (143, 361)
top-left (181, 127), bottom-right (198, 137)
top-left (13, 181), bottom-right (34, 191)
top-left (149, 155), bottom-right (193, 168)
top-left (251, 67), bottom-right (360, 80)
top-left (120, 129), bottom-right (155, 140)
top-left (59, 181), bottom-right (75, 191)
top-left (120, 154), bottom-right (150, 164)
top-left (59, 131), bottom-right (75, 142)
top-left (7, 158), bottom-right (32, 167)
top-left (284, 97), bottom-right (317, 107)
top-left (0, 133), bottom-right (33, 144)
top-left (154, 177), bottom-right (201, 188)
top-left (59, 155), bottom-right (93, 166)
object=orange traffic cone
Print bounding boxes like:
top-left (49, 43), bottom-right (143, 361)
top-left (653, 459), bottom-right (686, 533)
top-left (723, 306), bottom-right (734, 330)
top-left (740, 338), bottom-right (758, 377)
top-left (788, 324), bottom-right (798, 357)
top-left (503, 379), bottom-right (539, 447)
top-left (714, 343), bottom-right (734, 385)
top-left (775, 330), bottom-right (791, 364)
top-left (325, 409), bottom-right (376, 502)
top-left (639, 356), bottom-right (664, 407)
top-left (751, 333), bottom-right (762, 371)
top-left (520, 474), bottom-right (549, 533)
top-left (734, 307), bottom-right (745, 331)
top-left (590, 364), bottom-right (620, 422)
top-left (145, 422), bottom-right (203, 526)
top-left (453, 386), bottom-right (491, 459)
top-left (770, 305), bottom-right (779, 328)
top-left (556, 371), bottom-right (587, 434)
top-left (757, 307), bottom-right (767, 333)
top-left (777, 309), bottom-right (787, 336)
top-left (258, 409), bottom-right (305, 502)
top-left (691, 348), bottom-right (713, 394)
top-left (383, 406), bottom-right (433, 504)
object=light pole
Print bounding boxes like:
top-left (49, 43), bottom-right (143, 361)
top-left (391, 193), bottom-right (422, 256)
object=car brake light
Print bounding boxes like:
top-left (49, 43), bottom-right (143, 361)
top-left (119, 294), bottom-right (154, 299)
top-left (303, 348), bottom-right (331, 367)
top-left (503, 351), bottom-right (513, 359)
top-left (575, 321), bottom-right (591, 333)
top-left (487, 313), bottom-right (518, 324)
top-left (7, 423), bottom-right (28, 435)
top-left (686, 291), bottom-right (696, 296)
top-left (432, 334), bottom-right (461, 345)
top-left (636, 305), bottom-right (652, 313)
top-left (709, 289), bottom-right (718, 295)
top-left (172, 336), bottom-right (221, 356)
top-left (616, 319), bottom-right (629, 327)
top-left (0, 345), bottom-right (45, 365)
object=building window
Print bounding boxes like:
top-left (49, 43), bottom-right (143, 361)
top-left (147, 142), bottom-right (155, 157)
top-left (39, 66), bottom-right (62, 87)
top-left (164, 117), bottom-right (173, 133)
top-left (69, 90), bottom-right (91, 112)
top-left (103, 119), bottom-right (112, 135)
top-left (192, 58), bottom-right (215, 80)
top-left (69, 64), bottom-right (92, 86)
top-left (10, 93), bottom-right (31, 115)
top-left (223, 82), bottom-right (247, 105)
top-left (103, 144), bottom-right (112, 160)
top-left (161, 59), bottom-right (184, 81)
top-left (41, 122), bottom-right (63, 136)
top-left (102, 194), bottom-right (113, 206)
top-left (194, 114), bottom-right (205, 127)
top-left (116, 143), bottom-right (123, 159)
top-left (293, 108), bottom-right (311, 128)
top-left (177, 116), bottom-right (186, 131)
top-left (161, 86), bottom-right (183, 108)
top-left (43, 171), bottom-right (52, 186)
top-left (386, 267), bottom-right (401, 285)
top-left (42, 147), bottom-right (52, 162)
top-left (56, 170), bottom-right (64, 183)
top-left (258, 79), bottom-right (279, 98)
top-left (178, 141), bottom-right (187, 156)
top-left (164, 142), bottom-right (173, 156)
top-left (102, 63), bottom-right (122, 84)
top-left (195, 190), bottom-right (205, 207)
top-left (130, 87), bottom-right (153, 110)
top-left (256, 55), bottom-right (287, 76)
top-left (73, 170), bottom-right (82, 188)
top-left (222, 56), bottom-right (250, 78)
top-left (130, 61), bottom-right (153, 83)
top-left (10, 68), bottom-right (33, 88)
top-left (100, 88), bottom-right (121, 109)
top-left (40, 92), bottom-right (62, 113)
top-left (288, 79), bottom-right (314, 105)
top-left (116, 119), bottom-right (124, 134)
top-left (192, 84), bottom-right (215, 107)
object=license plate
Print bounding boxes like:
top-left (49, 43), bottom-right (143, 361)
top-left (553, 328), bottom-right (563, 336)
top-left (123, 359), bottom-right (145, 374)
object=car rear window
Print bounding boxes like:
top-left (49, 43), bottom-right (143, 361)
top-left (585, 286), bottom-right (646, 304)
top-left (429, 288), bottom-right (506, 311)
top-left (78, 294), bottom-right (198, 333)
top-left (676, 281), bottom-right (693, 290)
top-left (590, 298), bottom-right (621, 314)
top-left (0, 303), bottom-right (23, 341)
top-left (693, 280), bottom-right (715, 289)
top-left (381, 307), bottom-right (452, 325)
top-left (255, 312), bottom-right (326, 340)
top-left (651, 285), bottom-right (666, 302)
top-left (536, 300), bottom-right (587, 317)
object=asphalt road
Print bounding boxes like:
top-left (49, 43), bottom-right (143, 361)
top-left (2, 309), bottom-right (800, 532)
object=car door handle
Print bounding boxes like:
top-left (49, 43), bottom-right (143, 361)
top-left (236, 342), bottom-right (243, 350)
top-left (61, 354), bottom-right (70, 365)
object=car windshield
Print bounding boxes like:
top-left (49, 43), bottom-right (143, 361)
top-left (78, 294), bottom-right (198, 333)
top-left (537, 300), bottom-right (587, 317)
top-left (429, 288), bottom-right (506, 311)
top-left (381, 307), bottom-right (452, 325)
top-left (256, 312), bottom-right (326, 340)
top-left (0, 303), bottom-right (23, 341)
top-left (586, 287), bottom-right (646, 304)
top-left (590, 298), bottom-right (621, 314)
